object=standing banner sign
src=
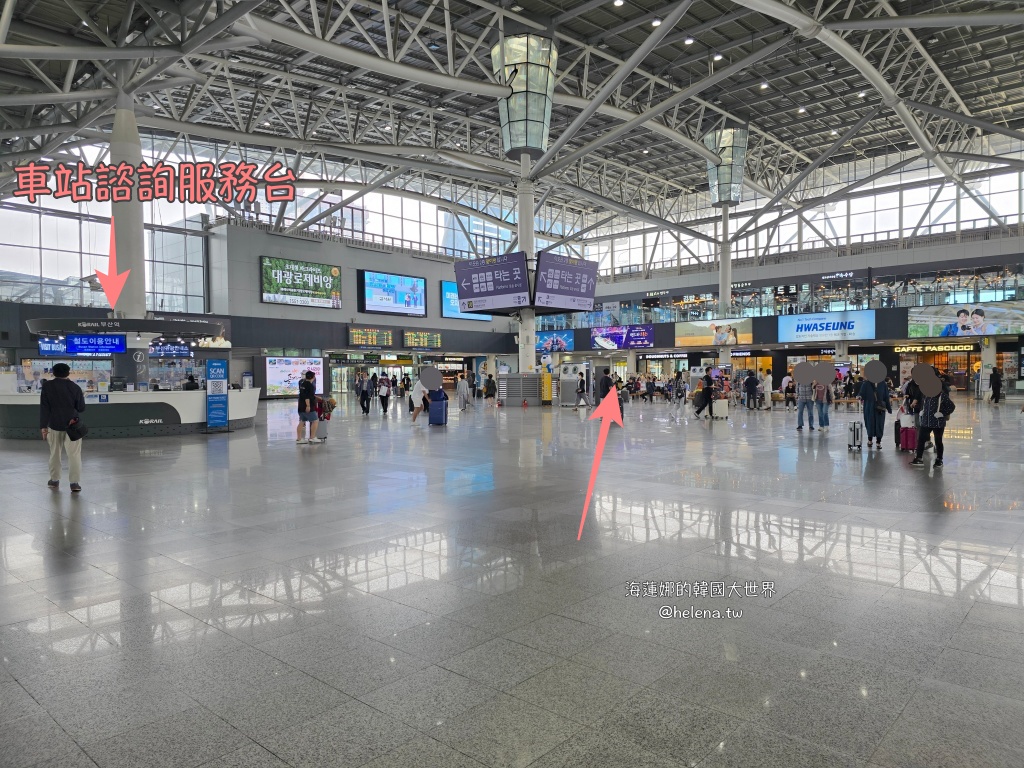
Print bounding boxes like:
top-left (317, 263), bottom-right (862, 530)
top-left (206, 359), bottom-right (229, 429)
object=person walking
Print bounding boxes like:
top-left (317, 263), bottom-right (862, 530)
top-left (483, 373), bottom-right (497, 405)
top-left (296, 370), bottom-right (319, 443)
top-left (673, 373), bottom-right (689, 417)
top-left (466, 369), bottom-right (477, 400)
top-left (763, 368), bottom-right (773, 411)
top-left (378, 373), bottom-right (391, 414)
top-left (743, 371), bottom-right (759, 410)
top-left (456, 373), bottom-right (473, 411)
top-left (909, 372), bottom-right (955, 467)
top-left (597, 367), bottom-right (614, 405)
top-left (796, 378), bottom-right (816, 431)
top-left (693, 367), bottom-right (715, 420)
top-left (40, 362), bottom-right (86, 492)
top-left (989, 366), bottom-right (1003, 404)
top-left (573, 372), bottom-right (592, 412)
top-left (813, 377), bottom-right (832, 432)
top-left (410, 376), bottom-right (430, 424)
top-left (858, 376), bottom-right (891, 449)
top-left (358, 372), bottom-right (372, 415)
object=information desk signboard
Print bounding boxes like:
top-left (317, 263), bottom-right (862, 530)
top-left (358, 271), bottom-right (426, 318)
top-left (453, 252), bottom-right (530, 312)
top-left (534, 251), bottom-right (598, 311)
top-left (403, 331), bottom-right (442, 350)
top-left (349, 327), bottom-right (394, 349)
top-left (66, 334), bottom-right (126, 355)
top-left (149, 343), bottom-right (192, 358)
top-left (37, 339), bottom-right (109, 358)
top-left (441, 281), bottom-right (491, 321)
top-left (261, 256), bottom-right (341, 309)
top-left (590, 325), bottom-right (655, 350)
top-left (205, 359), bottom-right (229, 429)
top-left (778, 310), bottom-right (875, 343)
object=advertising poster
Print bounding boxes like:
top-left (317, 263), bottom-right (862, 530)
top-left (777, 309), bottom-right (876, 343)
top-left (441, 280), bottom-right (491, 321)
top-left (536, 330), bottom-right (574, 353)
top-left (261, 256), bottom-right (341, 309)
top-left (590, 325), bottom-right (655, 350)
top-left (674, 318), bottom-right (753, 347)
top-left (908, 301), bottom-right (1024, 338)
top-left (453, 251), bottom-right (530, 311)
top-left (205, 359), bottom-right (229, 429)
top-left (265, 357), bottom-right (324, 396)
top-left (534, 251), bottom-right (599, 311)
top-left (361, 270), bottom-right (426, 317)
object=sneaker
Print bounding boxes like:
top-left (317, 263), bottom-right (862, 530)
top-left (308, 439), bottom-right (317, 444)
top-left (47, 480), bottom-right (59, 489)
top-left (810, 427), bottom-right (815, 431)
top-left (796, 426), bottom-right (803, 431)
top-left (934, 459), bottom-right (944, 467)
top-left (910, 458), bottom-right (924, 466)
top-left (70, 483), bottom-right (81, 492)
top-left (295, 439), bottom-right (306, 444)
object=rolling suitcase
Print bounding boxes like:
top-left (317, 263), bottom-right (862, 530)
top-left (316, 414), bottom-right (330, 441)
top-left (428, 399), bottom-right (448, 426)
top-left (847, 420), bottom-right (863, 451)
top-left (899, 426), bottom-right (917, 452)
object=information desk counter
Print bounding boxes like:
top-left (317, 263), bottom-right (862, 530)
top-left (0, 389), bottom-right (260, 439)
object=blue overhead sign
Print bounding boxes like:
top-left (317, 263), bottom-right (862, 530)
top-left (66, 334), bottom-right (126, 355)
top-left (39, 337), bottom-right (119, 357)
top-left (778, 310), bottom-right (876, 343)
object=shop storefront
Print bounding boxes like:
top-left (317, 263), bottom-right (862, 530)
top-left (894, 342), bottom-right (1018, 392)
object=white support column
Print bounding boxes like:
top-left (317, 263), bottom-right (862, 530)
top-left (518, 155), bottom-right (537, 375)
top-left (110, 89), bottom-right (147, 319)
top-left (718, 204), bottom-right (732, 317)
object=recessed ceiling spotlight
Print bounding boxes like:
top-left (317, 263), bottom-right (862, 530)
top-left (642, 149), bottom-right (649, 154)
top-left (383, 124), bottom-right (392, 131)
top-left (830, 129), bottom-right (838, 135)
top-left (510, 3), bottom-right (523, 10)
top-left (613, 0), bottom-right (623, 5)
top-left (927, 36), bottom-right (939, 44)
top-left (263, 121), bottom-right (270, 126)
top-left (651, 18), bottom-right (662, 26)
top-left (798, 106), bottom-right (806, 113)
top-left (760, 82), bottom-right (769, 90)
top-left (684, 36), bottom-right (694, 45)
top-left (858, 91), bottom-right (866, 98)
top-left (713, 52), bottom-right (723, 61)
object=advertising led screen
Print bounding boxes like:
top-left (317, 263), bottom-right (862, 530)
top-left (534, 251), bottom-right (599, 311)
top-left (265, 357), bottom-right (324, 397)
top-left (590, 325), bottom-right (655, 350)
top-left (536, 330), bottom-right (574, 353)
top-left (441, 281), bottom-right (491, 321)
top-left (403, 331), bottom-right (442, 350)
top-left (908, 301), bottom-right (1024, 338)
top-left (37, 339), bottom-right (110, 358)
top-left (453, 251), bottom-right (530, 312)
top-left (674, 318), bottom-right (753, 347)
top-left (66, 334), bottom-right (127, 355)
top-left (260, 256), bottom-right (341, 309)
top-left (778, 309), bottom-right (876, 343)
top-left (359, 270), bottom-right (426, 317)
top-left (349, 327), bottom-right (394, 348)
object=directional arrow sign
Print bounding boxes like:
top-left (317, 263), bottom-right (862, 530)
top-left (577, 392), bottom-right (623, 540)
top-left (96, 217), bottom-right (131, 310)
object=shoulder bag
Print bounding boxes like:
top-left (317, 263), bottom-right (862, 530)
top-left (67, 416), bottom-right (89, 441)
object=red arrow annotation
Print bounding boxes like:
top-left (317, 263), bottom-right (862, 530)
top-left (96, 217), bottom-right (131, 309)
top-left (577, 393), bottom-right (623, 540)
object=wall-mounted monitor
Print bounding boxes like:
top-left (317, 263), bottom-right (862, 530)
top-left (349, 327), bottom-right (394, 349)
top-left (260, 256), bottom-right (341, 309)
top-left (266, 357), bottom-right (324, 397)
top-left (536, 330), bottom-right (574, 353)
top-left (441, 280), bottom-right (491, 321)
top-left (534, 251), bottom-right (598, 311)
top-left (590, 325), bottom-right (655, 350)
top-left (403, 331), bottom-right (442, 350)
top-left (674, 318), bottom-right (753, 347)
top-left (358, 270), bottom-right (427, 317)
top-left (908, 301), bottom-right (1024, 338)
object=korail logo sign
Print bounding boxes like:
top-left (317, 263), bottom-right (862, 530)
top-left (778, 310), bottom-right (876, 343)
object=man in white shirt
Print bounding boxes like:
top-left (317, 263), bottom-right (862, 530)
top-left (763, 369), bottom-right (773, 410)
top-left (410, 378), bottom-right (430, 424)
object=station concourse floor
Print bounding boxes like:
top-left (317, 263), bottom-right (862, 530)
top-left (2, 393), bottom-right (1024, 768)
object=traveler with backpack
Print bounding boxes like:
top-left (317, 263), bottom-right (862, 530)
top-left (909, 371), bottom-right (955, 467)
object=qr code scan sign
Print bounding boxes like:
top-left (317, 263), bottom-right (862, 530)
top-left (208, 380), bottom-right (227, 395)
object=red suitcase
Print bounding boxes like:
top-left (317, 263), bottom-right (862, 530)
top-left (899, 426), bottom-right (917, 452)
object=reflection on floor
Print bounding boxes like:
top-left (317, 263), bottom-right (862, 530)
top-left (2, 393), bottom-right (1024, 768)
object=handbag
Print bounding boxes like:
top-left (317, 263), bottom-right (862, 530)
top-left (66, 417), bottom-right (88, 441)
top-left (874, 384), bottom-right (887, 413)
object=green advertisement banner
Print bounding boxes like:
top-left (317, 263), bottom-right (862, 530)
top-left (260, 256), bottom-right (341, 309)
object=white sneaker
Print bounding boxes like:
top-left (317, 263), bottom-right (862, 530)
top-left (295, 439), bottom-right (306, 443)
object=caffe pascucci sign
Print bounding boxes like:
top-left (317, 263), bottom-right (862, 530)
top-left (895, 344), bottom-right (976, 353)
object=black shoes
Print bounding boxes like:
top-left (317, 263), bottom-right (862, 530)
top-left (910, 458), bottom-right (924, 466)
top-left (934, 459), bottom-right (943, 467)
top-left (47, 480), bottom-right (59, 489)
top-left (70, 483), bottom-right (82, 492)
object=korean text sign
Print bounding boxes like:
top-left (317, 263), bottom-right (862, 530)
top-left (453, 252), bottom-right (530, 311)
top-left (261, 257), bottom-right (341, 309)
top-left (66, 334), bottom-right (127, 355)
top-left (534, 251), bottom-right (599, 311)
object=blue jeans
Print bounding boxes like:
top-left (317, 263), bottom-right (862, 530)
top-left (797, 400), bottom-right (815, 428)
top-left (816, 401), bottom-right (830, 427)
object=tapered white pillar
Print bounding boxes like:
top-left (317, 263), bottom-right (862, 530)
top-left (518, 156), bottom-right (537, 374)
top-left (718, 204), bottom-right (731, 318)
top-left (110, 89), bottom-right (147, 319)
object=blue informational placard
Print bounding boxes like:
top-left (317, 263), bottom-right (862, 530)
top-left (149, 343), bottom-right (192, 358)
top-left (778, 310), bottom-right (876, 343)
top-left (66, 334), bottom-right (127, 355)
top-left (205, 359), bottom-right (229, 429)
top-left (38, 338), bottom-right (114, 357)
top-left (441, 281), bottom-right (491, 321)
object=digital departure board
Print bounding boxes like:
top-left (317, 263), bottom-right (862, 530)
top-left (348, 327), bottom-right (394, 348)
top-left (403, 331), bottom-right (442, 350)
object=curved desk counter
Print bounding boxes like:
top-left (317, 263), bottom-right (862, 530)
top-left (0, 389), bottom-right (261, 439)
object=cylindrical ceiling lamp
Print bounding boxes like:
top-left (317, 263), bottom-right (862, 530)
top-left (491, 34), bottom-right (558, 161)
top-left (703, 124), bottom-right (749, 206)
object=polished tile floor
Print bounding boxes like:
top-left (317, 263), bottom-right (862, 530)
top-left (2, 392), bottom-right (1024, 768)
